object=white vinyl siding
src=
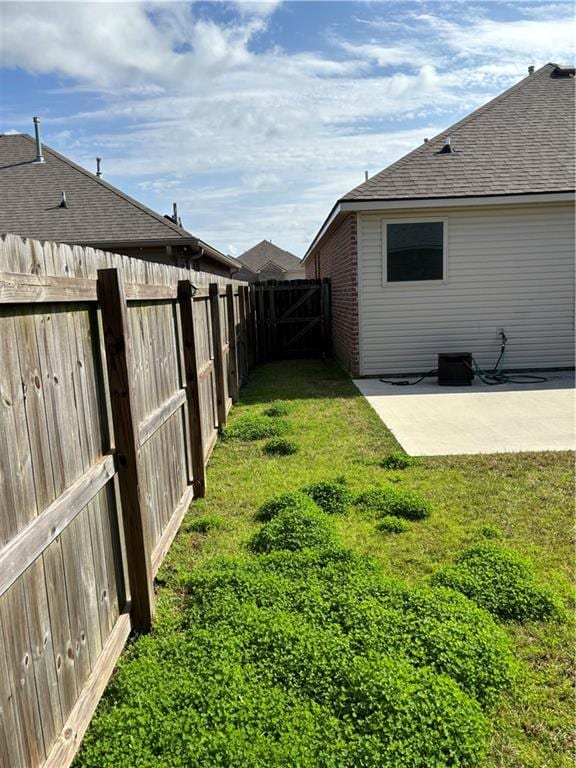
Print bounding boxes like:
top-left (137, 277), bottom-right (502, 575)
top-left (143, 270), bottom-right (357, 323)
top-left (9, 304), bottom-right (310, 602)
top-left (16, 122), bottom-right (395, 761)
top-left (358, 202), bottom-right (575, 375)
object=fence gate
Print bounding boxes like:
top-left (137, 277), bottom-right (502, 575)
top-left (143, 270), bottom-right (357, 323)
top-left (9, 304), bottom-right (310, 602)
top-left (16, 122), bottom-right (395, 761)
top-left (252, 279), bottom-right (331, 361)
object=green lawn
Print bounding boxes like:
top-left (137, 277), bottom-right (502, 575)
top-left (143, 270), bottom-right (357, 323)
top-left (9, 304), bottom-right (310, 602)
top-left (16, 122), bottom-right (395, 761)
top-left (77, 360), bottom-right (574, 768)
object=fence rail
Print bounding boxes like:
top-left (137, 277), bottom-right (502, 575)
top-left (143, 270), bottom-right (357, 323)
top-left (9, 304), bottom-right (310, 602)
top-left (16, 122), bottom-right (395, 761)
top-left (0, 234), bottom-right (253, 768)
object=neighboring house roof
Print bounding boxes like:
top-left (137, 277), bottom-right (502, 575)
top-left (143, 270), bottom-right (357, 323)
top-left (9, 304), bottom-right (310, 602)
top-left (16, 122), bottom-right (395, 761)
top-left (305, 63), bottom-right (575, 260)
top-left (237, 240), bottom-right (303, 273)
top-left (258, 260), bottom-right (286, 275)
top-left (344, 64), bottom-right (574, 202)
top-left (0, 133), bottom-right (237, 270)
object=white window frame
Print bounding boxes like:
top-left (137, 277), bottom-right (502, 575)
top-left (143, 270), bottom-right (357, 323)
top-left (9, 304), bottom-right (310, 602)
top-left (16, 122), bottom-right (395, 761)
top-left (381, 217), bottom-right (448, 287)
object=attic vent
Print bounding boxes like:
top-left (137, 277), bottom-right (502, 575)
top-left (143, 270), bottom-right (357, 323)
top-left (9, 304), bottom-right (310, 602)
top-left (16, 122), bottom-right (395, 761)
top-left (551, 65), bottom-right (575, 78)
top-left (438, 136), bottom-right (454, 154)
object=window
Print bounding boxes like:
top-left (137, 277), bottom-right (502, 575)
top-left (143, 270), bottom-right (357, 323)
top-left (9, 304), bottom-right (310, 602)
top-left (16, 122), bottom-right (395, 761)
top-left (384, 220), bottom-right (445, 283)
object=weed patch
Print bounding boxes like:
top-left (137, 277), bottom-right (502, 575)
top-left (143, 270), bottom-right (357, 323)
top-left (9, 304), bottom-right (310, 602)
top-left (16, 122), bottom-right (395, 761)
top-left (356, 487), bottom-right (431, 520)
top-left (431, 544), bottom-right (564, 622)
top-left (478, 524), bottom-right (503, 540)
top-left (256, 490), bottom-right (320, 522)
top-left (77, 547), bottom-right (517, 767)
top-left (377, 515), bottom-right (410, 533)
top-left (381, 451), bottom-right (414, 470)
top-left (249, 508), bottom-right (336, 553)
top-left (301, 479), bottom-right (354, 515)
top-left (222, 413), bottom-right (290, 441)
top-left (263, 400), bottom-right (291, 417)
top-left (264, 437), bottom-right (299, 456)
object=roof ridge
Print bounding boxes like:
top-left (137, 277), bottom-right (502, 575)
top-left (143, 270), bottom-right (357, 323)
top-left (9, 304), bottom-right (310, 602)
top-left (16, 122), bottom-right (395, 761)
top-left (258, 258), bottom-right (285, 270)
top-left (344, 63), bottom-right (556, 199)
top-left (239, 239), bottom-right (301, 261)
top-left (16, 133), bottom-right (197, 241)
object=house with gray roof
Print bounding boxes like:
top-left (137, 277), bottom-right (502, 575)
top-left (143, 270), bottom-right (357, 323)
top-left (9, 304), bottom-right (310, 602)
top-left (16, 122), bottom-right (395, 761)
top-left (0, 127), bottom-right (239, 277)
top-left (303, 63), bottom-right (575, 376)
top-left (236, 240), bottom-right (304, 282)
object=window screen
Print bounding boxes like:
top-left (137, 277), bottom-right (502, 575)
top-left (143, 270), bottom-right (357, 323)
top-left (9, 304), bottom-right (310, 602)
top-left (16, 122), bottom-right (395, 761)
top-left (386, 222), bottom-right (444, 282)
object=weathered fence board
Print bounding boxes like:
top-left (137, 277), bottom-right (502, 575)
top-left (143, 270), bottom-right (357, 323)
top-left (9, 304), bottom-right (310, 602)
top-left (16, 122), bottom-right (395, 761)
top-left (0, 234), bottom-right (330, 768)
top-left (0, 233), bottom-right (251, 768)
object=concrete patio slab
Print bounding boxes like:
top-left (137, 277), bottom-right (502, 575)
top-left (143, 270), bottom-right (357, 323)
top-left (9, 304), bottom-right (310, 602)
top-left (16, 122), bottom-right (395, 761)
top-left (353, 372), bottom-right (575, 456)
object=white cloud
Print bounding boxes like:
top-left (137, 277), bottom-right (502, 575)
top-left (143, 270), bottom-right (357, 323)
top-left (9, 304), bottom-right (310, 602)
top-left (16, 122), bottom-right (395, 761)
top-left (137, 177), bottom-right (184, 193)
top-left (336, 40), bottom-right (429, 68)
top-left (0, 3), bottom-right (270, 87)
top-left (419, 14), bottom-right (575, 62)
top-left (232, 0), bottom-right (283, 18)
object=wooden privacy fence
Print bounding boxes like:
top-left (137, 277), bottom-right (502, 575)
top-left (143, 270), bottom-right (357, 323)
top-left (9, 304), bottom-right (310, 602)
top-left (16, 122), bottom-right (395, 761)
top-left (0, 234), bottom-right (256, 768)
top-left (253, 278), bottom-right (331, 361)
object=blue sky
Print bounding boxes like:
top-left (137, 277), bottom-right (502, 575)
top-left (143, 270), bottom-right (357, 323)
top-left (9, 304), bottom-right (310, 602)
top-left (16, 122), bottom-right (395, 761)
top-left (0, 1), bottom-right (574, 258)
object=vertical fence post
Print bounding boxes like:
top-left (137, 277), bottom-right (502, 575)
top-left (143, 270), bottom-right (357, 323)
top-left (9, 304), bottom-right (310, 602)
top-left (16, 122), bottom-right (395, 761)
top-left (209, 283), bottom-right (228, 426)
top-left (321, 278), bottom-right (331, 357)
top-left (178, 280), bottom-right (206, 498)
top-left (237, 285), bottom-right (247, 382)
top-left (256, 283), bottom-right (267, 361)
top-left (269, 280), bottom-right (278, 360)
top-left (225, 285), bottom-right (240, 403)
top-left (97, 268), bottom-right (154, 632)
top-left (247, 285), bottom-right (257, 367)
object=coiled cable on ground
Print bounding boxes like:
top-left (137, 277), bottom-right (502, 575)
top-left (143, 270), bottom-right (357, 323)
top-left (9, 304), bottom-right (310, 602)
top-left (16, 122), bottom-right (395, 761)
top-left (379, 333), bottom-right (548, 387)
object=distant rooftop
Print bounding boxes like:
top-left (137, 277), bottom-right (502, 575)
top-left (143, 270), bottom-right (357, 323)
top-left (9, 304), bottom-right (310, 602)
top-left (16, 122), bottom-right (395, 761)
top-left (237, 240), bottom-right (303, 272)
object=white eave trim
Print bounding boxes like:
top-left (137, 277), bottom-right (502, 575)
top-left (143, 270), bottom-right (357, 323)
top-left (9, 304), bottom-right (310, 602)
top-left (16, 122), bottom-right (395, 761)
top-left (340, 191), bottom-right (575, 212)
top-left (304, 191), bottom-right (575, 262)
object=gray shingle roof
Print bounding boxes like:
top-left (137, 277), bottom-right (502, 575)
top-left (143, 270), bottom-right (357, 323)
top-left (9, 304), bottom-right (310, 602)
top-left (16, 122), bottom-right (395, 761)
top-left (237, 240), bottom-right (303, 272)
top-left (343, 63), bottom-right (575, 202)
top-left (0, 133), bottom-right (236, 267)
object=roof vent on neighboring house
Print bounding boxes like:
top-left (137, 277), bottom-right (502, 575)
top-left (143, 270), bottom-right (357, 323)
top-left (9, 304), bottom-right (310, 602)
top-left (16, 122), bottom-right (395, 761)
top-left (438, 136), bottom-right (454, 154)
top-left (528, 65), bottom-right (535, 75)
top-left (32, 116), bottom-right (45, 164)
top-left (96, 157), bottom-right (102, 178)
top-left (164, 202), bottom-right (183, 227)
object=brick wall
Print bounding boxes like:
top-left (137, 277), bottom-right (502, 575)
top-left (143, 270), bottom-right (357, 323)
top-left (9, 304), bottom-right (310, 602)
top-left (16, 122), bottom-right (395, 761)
top-left (305, 214), bottom-right (359, 375)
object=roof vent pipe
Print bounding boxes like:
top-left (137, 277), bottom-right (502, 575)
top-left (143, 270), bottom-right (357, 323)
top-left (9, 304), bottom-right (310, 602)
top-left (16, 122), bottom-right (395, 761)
top-left (439, 136), bottom-right (453, 154)
top-left (172, 202), bottom-right (182, 227)
top-left (528, 65), bottom-right (535, 75)
top-left (364, 170), bottom-right (369, 182)
top-left (96, 157), bottom-right (102, 178)
top-left (32, 116), bottom-right (45, 164)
